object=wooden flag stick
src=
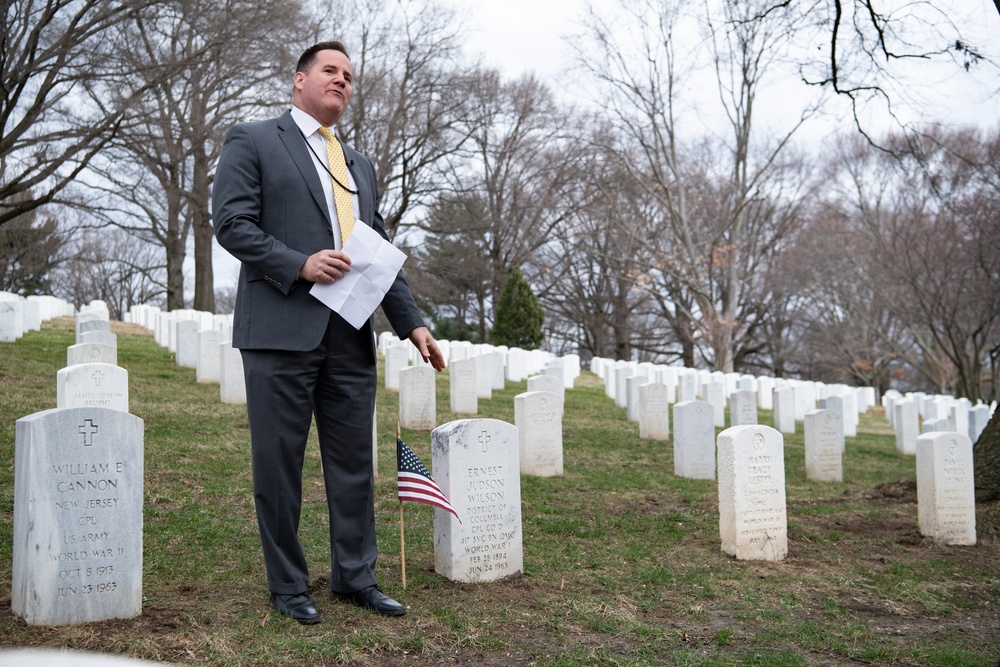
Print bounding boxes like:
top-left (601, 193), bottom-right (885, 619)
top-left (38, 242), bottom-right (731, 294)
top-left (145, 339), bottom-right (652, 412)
top-left (399, 501), bottom-right (407, 590)
top-left (397, 421), bottom-right (407, 590)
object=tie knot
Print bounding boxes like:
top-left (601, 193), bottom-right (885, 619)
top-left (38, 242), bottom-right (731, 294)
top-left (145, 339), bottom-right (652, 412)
top-left (317, 126), bottom-right (336, 142)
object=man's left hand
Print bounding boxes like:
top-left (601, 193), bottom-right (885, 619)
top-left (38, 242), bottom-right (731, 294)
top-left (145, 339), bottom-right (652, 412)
top-left (408, 326), bottom-right (446, 371)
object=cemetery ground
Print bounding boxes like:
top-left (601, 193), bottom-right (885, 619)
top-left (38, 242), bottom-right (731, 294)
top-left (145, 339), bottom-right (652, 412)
top-left (1, 320), bottom-right (999, 667)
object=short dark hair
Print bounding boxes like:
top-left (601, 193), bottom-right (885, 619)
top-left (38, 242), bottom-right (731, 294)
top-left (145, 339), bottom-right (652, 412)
top-left (296, 41), bottom-right (350, 74)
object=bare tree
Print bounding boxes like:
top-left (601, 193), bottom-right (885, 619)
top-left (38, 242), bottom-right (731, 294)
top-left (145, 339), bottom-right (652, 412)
top-left (572, 0), bottom-right (815, 370)
top-left (0, 201), bottom-right (66, 295)
top-left (335, 0), bottom-right (475, 238)
top-left (80, 0), bottom-right (306, 312)
top-left (766, 200), bottom-right (907, 390)
top-left (790, 0), bottom-right (999, 141)
top-left (421, 70), bottom-right (584, 340)
top-left (1, 0), bottom-right (157, 227)
top-left (50, 229), bottom-right (165, 321)
top-left (831, 129), bottom-right (1000, 400)
top-left (536, 126), bottom-right (658, 362)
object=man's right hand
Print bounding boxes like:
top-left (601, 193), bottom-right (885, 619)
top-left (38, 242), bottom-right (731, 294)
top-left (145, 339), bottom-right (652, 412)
top-left (299, 249), bottom-right (351, 284)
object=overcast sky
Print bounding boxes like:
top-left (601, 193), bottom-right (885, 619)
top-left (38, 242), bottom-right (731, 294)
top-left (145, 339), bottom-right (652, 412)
top-left (450, 0), bottom-right (1000, 128)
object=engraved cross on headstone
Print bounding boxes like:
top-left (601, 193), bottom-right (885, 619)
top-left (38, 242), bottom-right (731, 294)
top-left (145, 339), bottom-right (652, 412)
top-left (91, 370), bottom-right (104, 386)
top-left (479, 430), bottom-right (490, 453)
top-left (79, 419), bottom-right (99, 446)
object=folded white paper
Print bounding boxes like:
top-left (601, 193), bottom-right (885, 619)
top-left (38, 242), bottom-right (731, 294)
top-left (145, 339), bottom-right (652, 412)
top-left (309, 220), bottom-right (407, 329)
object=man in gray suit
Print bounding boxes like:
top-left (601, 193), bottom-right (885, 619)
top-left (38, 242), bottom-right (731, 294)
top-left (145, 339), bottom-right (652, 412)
top-left (213, 40), bottom-right (445, 624)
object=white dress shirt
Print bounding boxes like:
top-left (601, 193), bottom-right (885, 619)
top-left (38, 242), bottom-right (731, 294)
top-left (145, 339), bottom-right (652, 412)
top-left (290, 105), bottom-right (360, 250)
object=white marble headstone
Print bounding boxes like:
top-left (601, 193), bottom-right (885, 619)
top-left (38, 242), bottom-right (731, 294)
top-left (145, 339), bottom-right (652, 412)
top-left (717, 425), bottom-right (787, 561)
top-left (56, 363), bottom-right (129, 413)
top-left (792, 382), bottom-right (817, 421)
top-left (704, 380), bottom-right (726, 427)
top-left (12, 407), bottom-right (144, 625)
top-left (804, 409), bottom-right (843, 482)
top-left (75, 317), bottom-right (109, 343)
top-left (219, 341), bottom-right (246, 404)
top-left (625, 375), bottom-right (647, 423)
top-left (894, 399), bottom-right (919, 455)
top-left (174, 320), bottom-right (199, 369)
top-left (78, 330), bottom-right (117, 349)
top-left (67, 343), bottom-right (117, 367)
top-left (0, 300), bottom-right (24, 342)
top-left (639, 382), bottom-right (670, 441)
top-left (515, 391), bottom-right (563, 477)
top-left (399, 365), bottom-right (436, 430)
top-left (922, 417), bottom-right (953, 433)
top-left (449, 358), bottom-right (478, 415)
top-left (773, 387), bottom-right (795, 434)
top-left (473, 353), bottom-right (496, 400)
top-left (195, 329), bottom-right (221, 383)
top-left (0, 649), bottom-right (168, 666)
top-left (677, 372), bottom-right (698, 403)
top-left (526, 373), bottom-right (564, 415)
top-left (614, 365), bottom-right (634, 409)
top-left (506, 348), bottom-right (529, 383)
top-left (432, 419), bottom-right (523, 582)
top-left (384, 344), bottom-right (409, 391)
top-left (949, 403), bottom-right (969, 441)
top-left (672, 400), bottom-right (716, 480)
top-left (916, 432), bottom-right (976, 545)
top-left (969, 405), bottom-right (990, 443)
top-left (729, 389), bottom-right (758, 426)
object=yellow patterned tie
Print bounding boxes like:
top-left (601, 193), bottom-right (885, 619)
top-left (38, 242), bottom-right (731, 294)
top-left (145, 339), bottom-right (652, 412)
top-left (316, 127), bottom-right (355, 244)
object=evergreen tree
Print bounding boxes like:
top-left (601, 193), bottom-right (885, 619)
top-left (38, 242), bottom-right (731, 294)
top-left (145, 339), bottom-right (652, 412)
top-left (492, 268), bottom-right (544, 349)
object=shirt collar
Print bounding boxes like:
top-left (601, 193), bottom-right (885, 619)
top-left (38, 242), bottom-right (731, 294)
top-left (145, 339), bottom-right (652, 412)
top-left (290, 105), bottom-right (333, 139)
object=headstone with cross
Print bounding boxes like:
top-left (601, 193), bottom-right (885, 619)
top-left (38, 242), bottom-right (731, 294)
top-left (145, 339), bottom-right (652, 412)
top-left (12, 407), bottom-right (144, 625)
top-left (56, 363), bottom-right (129, 413)
top-left (431, 418), bottom-right (523, 583)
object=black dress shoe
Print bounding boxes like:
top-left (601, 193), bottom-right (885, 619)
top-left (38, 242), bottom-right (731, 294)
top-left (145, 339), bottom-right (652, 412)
top-left (332, 585), bottom-right (406, 616)
top-left (271, 592), bottom-right (321, 624)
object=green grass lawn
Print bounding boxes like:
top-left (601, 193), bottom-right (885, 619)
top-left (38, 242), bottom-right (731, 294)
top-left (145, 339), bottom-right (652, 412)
top-left (0, 319), bottom-right (998, 666)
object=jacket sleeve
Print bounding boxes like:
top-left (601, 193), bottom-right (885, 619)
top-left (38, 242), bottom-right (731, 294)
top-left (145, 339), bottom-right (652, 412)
top-left (355, 154), bottom-right (427, 338)
top-left (212, 123), bottom-right (308, 295)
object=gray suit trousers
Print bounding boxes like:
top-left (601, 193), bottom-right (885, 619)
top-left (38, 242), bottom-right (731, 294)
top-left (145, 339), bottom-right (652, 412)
top-left (241, 312), bottom-right (378, 596)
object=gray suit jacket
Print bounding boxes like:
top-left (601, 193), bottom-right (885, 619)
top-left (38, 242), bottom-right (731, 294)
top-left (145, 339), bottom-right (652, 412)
top-left (213, 110), bottom-right (425, 352)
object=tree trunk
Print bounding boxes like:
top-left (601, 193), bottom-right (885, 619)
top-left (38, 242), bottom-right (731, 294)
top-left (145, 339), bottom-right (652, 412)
top-left (191, 141), bottom-right (215, 313)
top-left (165, 236), bottom-right (186, 311)
top-left (974, 409), bottom-right (1000, 542)
top-left (974, 409), bottom-right (1000, 502)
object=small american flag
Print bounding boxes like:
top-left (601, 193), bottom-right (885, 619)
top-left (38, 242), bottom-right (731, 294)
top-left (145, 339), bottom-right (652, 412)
top-left (397, 439), bottom-right (460, 521)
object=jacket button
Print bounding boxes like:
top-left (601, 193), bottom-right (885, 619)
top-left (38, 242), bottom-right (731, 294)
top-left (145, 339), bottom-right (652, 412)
top-left (326, 228), bottom-right (332, 235)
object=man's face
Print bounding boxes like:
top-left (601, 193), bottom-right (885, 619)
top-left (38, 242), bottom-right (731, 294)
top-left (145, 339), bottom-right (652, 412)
top-left (293, 49), bottom-right (353, 126)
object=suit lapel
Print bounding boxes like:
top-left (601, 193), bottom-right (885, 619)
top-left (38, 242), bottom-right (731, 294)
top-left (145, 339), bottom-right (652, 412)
top-left (344, 144), bottom-right (373, 226)
top-left (276, 111), bottom-right (332, 227)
